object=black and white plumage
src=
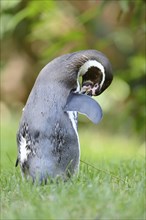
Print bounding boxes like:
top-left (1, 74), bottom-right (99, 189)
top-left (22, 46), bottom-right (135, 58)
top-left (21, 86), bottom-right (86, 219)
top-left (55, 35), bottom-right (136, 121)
top-left (16, 50), bottom-right (113, 183)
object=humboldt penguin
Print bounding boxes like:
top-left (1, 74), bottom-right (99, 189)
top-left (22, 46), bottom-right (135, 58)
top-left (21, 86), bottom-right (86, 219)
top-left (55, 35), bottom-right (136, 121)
top-left (16, 50), bottom-right (113, 183)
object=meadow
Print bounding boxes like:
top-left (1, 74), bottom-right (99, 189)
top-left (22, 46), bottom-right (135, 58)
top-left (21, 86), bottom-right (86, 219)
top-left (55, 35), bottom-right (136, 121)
top-left (0, 117), bottom-right (145, 220)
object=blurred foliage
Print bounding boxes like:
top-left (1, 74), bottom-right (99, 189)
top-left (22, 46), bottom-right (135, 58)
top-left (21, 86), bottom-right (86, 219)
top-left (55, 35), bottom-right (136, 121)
top-left (0, 0), bottom-right (145, 140)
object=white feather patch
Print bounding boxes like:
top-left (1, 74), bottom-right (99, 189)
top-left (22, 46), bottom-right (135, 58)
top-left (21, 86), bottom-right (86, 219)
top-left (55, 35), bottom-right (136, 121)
top-left (19, 135), bottom-right (31, 163)
top-left (67, 111), bottom-right (80, 161)
top-left (78, 60), bottom-right (105, 89)
top-left (67, 111), bottom-right (78, 135)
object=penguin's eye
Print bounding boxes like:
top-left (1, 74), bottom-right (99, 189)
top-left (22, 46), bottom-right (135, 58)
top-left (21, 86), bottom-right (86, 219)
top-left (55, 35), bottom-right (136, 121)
top-left (94, 84), bottom-right (98, 88)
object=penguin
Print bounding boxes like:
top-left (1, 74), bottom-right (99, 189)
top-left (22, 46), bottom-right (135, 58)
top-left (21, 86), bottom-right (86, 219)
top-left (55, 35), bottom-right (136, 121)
top-left (16, 50), bottom-right (113, 183)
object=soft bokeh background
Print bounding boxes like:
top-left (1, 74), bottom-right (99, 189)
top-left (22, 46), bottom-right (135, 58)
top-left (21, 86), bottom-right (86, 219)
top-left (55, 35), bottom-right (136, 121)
top-left (0, 0), bottom-right (145, 219)
top-left (1, 0), bottom-right (145, 150)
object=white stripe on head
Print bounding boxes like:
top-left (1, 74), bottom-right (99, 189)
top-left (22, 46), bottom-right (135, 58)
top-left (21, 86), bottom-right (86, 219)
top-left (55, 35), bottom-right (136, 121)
top-left (78, 60), bottom-right (105, 89)
top-left (76, 80), bottom-right (80, 92)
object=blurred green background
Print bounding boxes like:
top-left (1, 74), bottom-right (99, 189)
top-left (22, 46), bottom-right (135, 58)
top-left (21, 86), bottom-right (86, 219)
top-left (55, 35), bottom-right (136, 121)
top-left (1, 0), bottom-right (145, 163)
top-left (0, 1), bottom-right (145, 219)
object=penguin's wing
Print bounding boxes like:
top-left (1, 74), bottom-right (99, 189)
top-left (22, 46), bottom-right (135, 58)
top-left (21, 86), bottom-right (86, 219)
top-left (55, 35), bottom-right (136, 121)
top-left (64, 93), bottom-right (102, 124)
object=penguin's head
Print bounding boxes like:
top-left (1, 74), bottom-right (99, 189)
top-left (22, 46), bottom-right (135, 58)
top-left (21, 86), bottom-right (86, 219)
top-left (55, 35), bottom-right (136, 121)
top-left (79, 59), bottom-right (113, 96)
top-left (67, 50), bottom-right (113, 96)
top-left (41, 50), bottom-right (112, 97)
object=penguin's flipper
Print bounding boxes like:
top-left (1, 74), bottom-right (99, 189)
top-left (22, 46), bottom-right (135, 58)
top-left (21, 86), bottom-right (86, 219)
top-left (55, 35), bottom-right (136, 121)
top-left (64, 93), bottom-right (102, 124)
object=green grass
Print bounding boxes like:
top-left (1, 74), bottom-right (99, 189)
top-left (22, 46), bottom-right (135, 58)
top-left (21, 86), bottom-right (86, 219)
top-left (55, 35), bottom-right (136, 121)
top-left (0, 117), bottom-right (145, 220)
